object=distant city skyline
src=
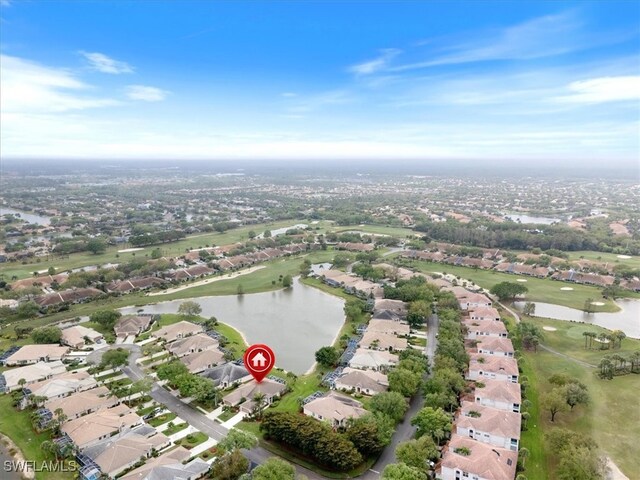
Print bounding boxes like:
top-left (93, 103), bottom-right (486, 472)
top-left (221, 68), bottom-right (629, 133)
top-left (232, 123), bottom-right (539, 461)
top-left (1, 1), bottom-right (639, 166)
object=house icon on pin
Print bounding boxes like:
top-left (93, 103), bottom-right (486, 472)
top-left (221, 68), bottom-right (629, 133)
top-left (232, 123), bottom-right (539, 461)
top-left (252, 352), bottom-right (267, 368)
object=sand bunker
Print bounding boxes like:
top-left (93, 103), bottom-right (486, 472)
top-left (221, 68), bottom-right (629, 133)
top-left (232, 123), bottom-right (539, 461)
top-left (543, 326), bottom-right (557, 332)
top-left (591, 301), bottom-right (605, 306)
top-left (560, 287), bottom-right (574, 291)
top-left (594, 337), bottom-right (610, 344)
top-left (616, 255), bottom-right (632, 259)
top-left (516, 279), bottom-right (527, 282)
top-left (118, 247), bottom-right (145, 253)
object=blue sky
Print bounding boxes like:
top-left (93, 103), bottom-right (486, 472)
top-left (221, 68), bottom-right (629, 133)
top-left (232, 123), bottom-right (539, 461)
top-left (1, 1), bottom-right (639, 165)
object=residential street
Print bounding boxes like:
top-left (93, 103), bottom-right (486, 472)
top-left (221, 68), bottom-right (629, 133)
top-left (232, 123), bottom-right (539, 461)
top-left (105, 310), bottom-right (439, 479)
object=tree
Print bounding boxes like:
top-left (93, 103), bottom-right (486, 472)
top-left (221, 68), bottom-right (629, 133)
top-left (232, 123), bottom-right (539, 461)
top-left (248, 230), bottom-right (256, 239)
top-left (178, 301), bottom-right (202, 318)
top-left (541, 388), bottom-right (569, 422)
top-left (395, 436), bottom-right (439, 471)
top-left (314, 346), bottom-right (340, 367)
top-left (156, 360), bottom-right (189, 382)
top-left (611, 330), bottom-right (626, 349)
top-left (86, 238), bottom-right (107, 254)
top-left (489, 282), bottom-right (528, 301)
top-left (237, 284), bottom-right (245, 295)
top-left (564, 382), bottom-right (589, 410)
top-left (263, 230), bottom-right (272, 238)
top-left (347, 414), bottom-right (392, 456)
top-left (522, 302), bottom-right (535, 316)
top-left (519, 447), bottom-right (530, 468)
top-left (90, 310), bottom-right (121, 330)
top-left (388, 368), bottom-right (422, 397)
top-left (16, 301), bottom-right (39, 319)
top-left (41, 440), bottom-right (58, 460)
top-left (557, 445), bottom-right (607, 480)
top-left (583, 298), bottom-right (595, 314)
top-left (370, 391), bottom-right (408, 423)
top-left (411, 406), bottom-right (452, 443)
top-left (407, 300), bottom-right (431, 329)
top-left (151, 248), bottom-right (162, 259)
top-left (31, 326), bottom-right (62, 344)
top-left (251, 457), bottom-right (296, 480)
top-left (14, 325), bottom-right (34, 339)
top-left (47, 266), bottom-right (56, 276)
top-left (100, 348), bottom-right (130, 369)
top-left (252, 392), bottom-right (267, 420)
top-left (211, 448), bottom-right (249, 480)
top-left (217, 429), bottom-right (258, 452)
top-left (381, 463), bottom-right (427, 480)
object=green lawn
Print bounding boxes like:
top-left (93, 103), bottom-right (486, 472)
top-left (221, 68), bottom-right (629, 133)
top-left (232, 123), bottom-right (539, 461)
top-left (175, 431), bottom-right (209, 449)
top-left (147, 412), bottom-right (177, 427)
top-left (405, 259), bottom-right (638, 312)
top-left (162, 422), bottom-right (188, 436)
top-left (0, 395), bottom-right (74, 480)
top-left (566, 250), bottom-right (640, 269)
top-left (520, 317), bottom-right (640, 478)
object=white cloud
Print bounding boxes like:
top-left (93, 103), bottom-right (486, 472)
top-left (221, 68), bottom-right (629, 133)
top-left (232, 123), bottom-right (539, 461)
top-left (0, 0), bottom-right (12, 7)
top-left (349, 48), bottom-right (401, 75)
top-left (392, 11), bottom-right (592, 71)
top-left (81, 51), bottom-right (133, 74)
top-left (125, 85), bottom-right (169, 102)
top-left (0, 54), bottom-right (120, 113)
top-left (555, 76), bottom-right (640, 103)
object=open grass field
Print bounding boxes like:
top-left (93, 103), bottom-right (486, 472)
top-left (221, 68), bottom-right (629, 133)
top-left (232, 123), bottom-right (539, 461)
top-left (0, 395), bottom-right (74, 480)
top-left (406, 259), bottom-right (640, 312)
top-left (520, 316), bottom-right (640, 478)
top-left (566, 250), bottom-right (640, 269)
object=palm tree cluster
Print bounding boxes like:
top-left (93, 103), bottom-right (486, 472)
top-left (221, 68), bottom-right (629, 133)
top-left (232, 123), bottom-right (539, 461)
top-left (583, 330), bottom-right (626, 350)
top-left (598, 351), bottom-right (640, 379)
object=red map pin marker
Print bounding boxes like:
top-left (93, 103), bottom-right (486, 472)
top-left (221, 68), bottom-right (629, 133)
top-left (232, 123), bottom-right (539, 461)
top-left (243, 344), bottom-right (275, 383)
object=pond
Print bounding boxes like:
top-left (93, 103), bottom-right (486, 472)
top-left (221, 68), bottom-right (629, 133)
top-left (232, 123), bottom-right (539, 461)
top-left (120, 277), bottom-right (345, 373)
top-left (514, 299), bottom-right (640, 338)
top-left (504, 214), bottom-right (562, 225)
top-left (0, 207), bottom-right (52, 226)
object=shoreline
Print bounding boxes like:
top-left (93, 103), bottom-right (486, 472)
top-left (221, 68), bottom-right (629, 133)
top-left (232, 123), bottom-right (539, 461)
top-left (0, 432), bottom-right (34, 480)
top-left (147, 266), bottom-right (266, 296)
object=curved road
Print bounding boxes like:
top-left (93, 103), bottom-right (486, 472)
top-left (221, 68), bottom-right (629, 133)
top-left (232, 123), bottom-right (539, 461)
top-left (100, 311), bottom-right (439, 479)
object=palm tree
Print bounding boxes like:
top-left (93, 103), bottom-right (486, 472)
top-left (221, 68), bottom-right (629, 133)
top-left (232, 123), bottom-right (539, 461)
top-left (519, 447), bottom-right (530, 468)
top-left (597, 333), bottom-right (608, 350)
top-left (599, 357), bottom-right (613, 379)
top-left (582, 331), bottom-right (590, 349)
top-left (40, 440), bottom-right (58, 460)
top-left (630, 351), bottom-right (640, 373)
top-left (252, 392), bottom-right (267, 420)
top-left (521, 411), bottom-right (530, 430)
top-left (516, 475), bottom-right (528, 480)
top-left (521, 399), bottom-right (532, 412)
top-left (613, 330), bottom-right (626, 349)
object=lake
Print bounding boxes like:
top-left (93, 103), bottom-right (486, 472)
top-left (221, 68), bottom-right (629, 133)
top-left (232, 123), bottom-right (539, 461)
top-left (514, 299), bottom-right (640, 338)
top-left (504, 214), bottom-right (561, 225)
top-left (0, 207), bottom-right (51, 226)
top-left (120, 277), bottom-right (345, 373)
